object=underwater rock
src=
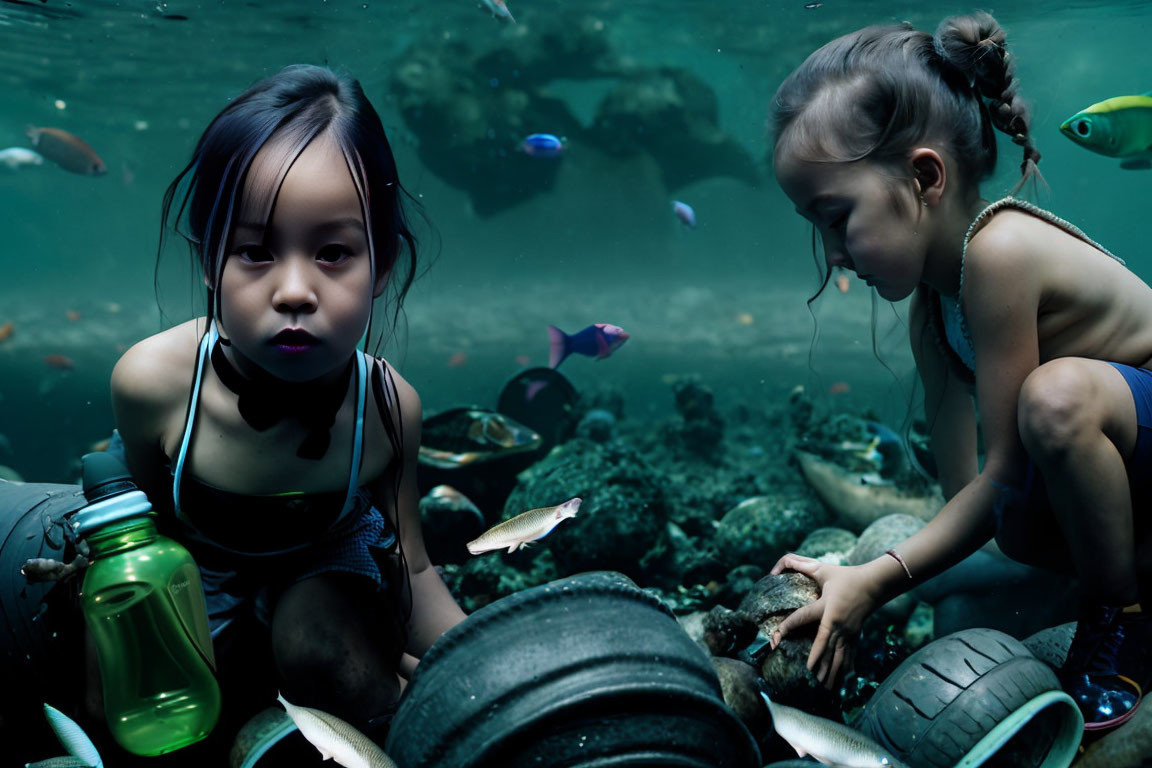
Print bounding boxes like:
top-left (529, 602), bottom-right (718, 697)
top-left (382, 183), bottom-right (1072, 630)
top-left (736, 573), bottom-right (838, 714)
top-left (846, 514), bottom-right (925, 566)
top-left (716, 564), bottom-right (764, 609)
top-left (710, 656), bottom-right (771, 740)
top-left (419, 485), bottom-right (486, 565)
top-left (903, 601), bottom-right (934, 650)
top-left (389, 14), bottom-right (752, 216)
top-left (449, 548), bottom-right (560, 613)
top-left (584, 68), bottom-right (758, 192)
top-left (702, 604), bottom-right (758, 657)
top-left (678, 610), bottom-right (709, 653)
top-left (574, 408), bottom-right (619, 443)
top-left (737, 572), bottom-right (820, 625)
top-left (794, 449), bottom-right (942, 532)
top-left (714, 495), bottom-right (827, 571)
top-left (796, 526), bottom-right (857, 561)
top-left (501, 438), bottom-right (669, 581)
top-left (787, 385), bottom-right (814, 435)
top-left (669, 378), bottom-right (725, 458)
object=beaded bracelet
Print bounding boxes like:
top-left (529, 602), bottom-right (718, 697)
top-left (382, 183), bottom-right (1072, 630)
top-left (885, 549), bottom-right (912, 580)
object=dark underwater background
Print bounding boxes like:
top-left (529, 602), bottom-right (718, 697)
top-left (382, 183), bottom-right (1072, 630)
top-left (5, 1), bottom-right (1152, 766)
top-left (2, 0), bottom-right (1150, 482)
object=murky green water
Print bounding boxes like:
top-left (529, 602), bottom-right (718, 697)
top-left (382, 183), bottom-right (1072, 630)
top-left (2, 0), bottom-right (1150, 479)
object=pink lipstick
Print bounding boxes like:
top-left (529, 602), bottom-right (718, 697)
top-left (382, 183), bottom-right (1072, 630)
top-left (271, 328), bottom-right (318, 353)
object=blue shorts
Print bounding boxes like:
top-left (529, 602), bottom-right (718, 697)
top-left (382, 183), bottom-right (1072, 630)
top-left (186, 492), bottom-right (398, 639)
top-left (994, 362), bottom-right (1152, 570)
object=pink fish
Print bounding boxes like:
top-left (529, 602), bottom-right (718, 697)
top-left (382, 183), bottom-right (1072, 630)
top-left (548, 323), bottom-right (630, 369)
top-left (26, 127), bottom-right (106, 176)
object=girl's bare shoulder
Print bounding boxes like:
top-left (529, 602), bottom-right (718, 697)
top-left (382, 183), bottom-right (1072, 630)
top-left (111, 318), bottom-right (207, 409)
top-left (372, 356), bottom-right (421, 419)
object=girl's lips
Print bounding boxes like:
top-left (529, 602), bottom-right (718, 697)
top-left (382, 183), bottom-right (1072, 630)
top-left (270, 329), bottom-right (318, 346)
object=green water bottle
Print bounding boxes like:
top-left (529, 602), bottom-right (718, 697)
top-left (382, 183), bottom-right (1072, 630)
top-left (75, 452), bottom-right (220, 755)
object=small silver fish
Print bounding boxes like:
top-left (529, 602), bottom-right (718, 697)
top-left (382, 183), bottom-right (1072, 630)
top-left (277, 693), bottom-right (397, 768)
top-left (0, 147), bottom-right (44, 170)
top-left (479, 0), bottom-right (515, 22)
top-left (42, 704), bottom-right (102, 768)
top-left (26, 758), bottom-right (93, 768)
top-left (760, 692), bottom-right (907, 768)
top-left (467, 497), bottom-right (581, 555)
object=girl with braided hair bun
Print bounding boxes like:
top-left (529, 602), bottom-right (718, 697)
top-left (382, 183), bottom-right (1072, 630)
top-left (769, 11), bottom-right (1150, 732)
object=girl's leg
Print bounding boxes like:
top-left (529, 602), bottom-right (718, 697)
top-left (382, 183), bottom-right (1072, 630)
top-left (270, 572), bottom-right (402, 734)
top-left (1017, 358), bottom-right (1144, 729)
top-left (1017, 358), bottom-right (1140, 605)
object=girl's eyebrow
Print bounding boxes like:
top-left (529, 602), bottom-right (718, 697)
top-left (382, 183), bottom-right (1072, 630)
top-left (234, 217), bottom-right (366, 233)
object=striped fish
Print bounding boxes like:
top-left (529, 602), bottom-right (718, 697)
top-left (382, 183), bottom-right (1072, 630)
top-left (277, 694), bottom-right (397, 768)
top-left (40, 704), bottom-right (102, 768)
top-left (467, 497), bottom-right (581, 555)
top-left (760, 693), bottom-right (908, 768)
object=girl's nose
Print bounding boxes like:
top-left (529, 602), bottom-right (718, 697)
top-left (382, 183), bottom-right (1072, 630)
top-left (272, 260), bottom-right (318, 313)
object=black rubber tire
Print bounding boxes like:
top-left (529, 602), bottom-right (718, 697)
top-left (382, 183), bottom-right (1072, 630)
top-left (386, 571), bottom-right (761, 768)
top-left (0, 480), bottom-right (87, 763)
top-left (858, 627), bottom-right (1065, 768)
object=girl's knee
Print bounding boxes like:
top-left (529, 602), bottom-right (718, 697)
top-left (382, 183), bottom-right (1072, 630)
top-left (1017, 360), bottom-right (1096, 459)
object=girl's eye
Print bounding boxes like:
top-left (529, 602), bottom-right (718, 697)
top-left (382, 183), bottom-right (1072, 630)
top-left (317, 244), bottom-right (353, 264)
top-left (830, 213), bottom-right (848, 230)
top-left (235, 244), bottom-right (272, 263)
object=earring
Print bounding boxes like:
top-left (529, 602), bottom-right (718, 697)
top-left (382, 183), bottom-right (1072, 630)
top-left (920, 194), bottom-right (928, 207)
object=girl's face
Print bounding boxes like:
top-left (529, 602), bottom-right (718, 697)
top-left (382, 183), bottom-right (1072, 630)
top-left (774, 147), bottom-right (925, 302)
top-left (219, 134), bottom-right (384, 383)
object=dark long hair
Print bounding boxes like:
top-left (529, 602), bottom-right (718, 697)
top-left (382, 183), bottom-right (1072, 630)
top-left (155, 64), bottom-right (423, 641)
top-left (157, 64), bottom-right (422, 339)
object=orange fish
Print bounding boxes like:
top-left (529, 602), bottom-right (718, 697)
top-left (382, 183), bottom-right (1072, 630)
top-left (448, 352), bottom-right (468, 368)
top-left (828, 381), bottom-right (850, 395)
top-left (26, 126), bottom-right (107, 176)
top-left (65, 310), bottom-right (80, 321)
top-left (836, 273), bottom-right (850, 294)
top-left (0, 322), bottom-right (12, 342)
top-left (514, 354), bottom-right (531, 367)
top-left (43, 354), bottom-right (75, 370)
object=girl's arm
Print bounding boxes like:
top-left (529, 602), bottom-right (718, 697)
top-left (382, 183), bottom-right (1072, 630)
top-left (110, 336), bottom-right (185, 507)
top-left (772, 236), bottom-right (1041, 686)
top-left (853, 229), bottom-right (1041, 603)
top-left (376, 370), bottom-right (467, 659)
top-left (908, 287), bottom-right (978, 499)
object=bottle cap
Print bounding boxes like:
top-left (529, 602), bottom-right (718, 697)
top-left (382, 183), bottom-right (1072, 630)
top-left (82, 452), bottom-right (137, 502)
top-left (73, 453), bottom-right (153, 536)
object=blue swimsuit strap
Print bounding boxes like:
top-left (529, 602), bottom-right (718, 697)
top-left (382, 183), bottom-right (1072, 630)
top-left (173, 320), bottom-right (368, 530)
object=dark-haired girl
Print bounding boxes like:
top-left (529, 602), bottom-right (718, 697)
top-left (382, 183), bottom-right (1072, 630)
top-left (106, 64), bottom-right (465, 746)
top-left (769, 13), bottom-right (1150, 731)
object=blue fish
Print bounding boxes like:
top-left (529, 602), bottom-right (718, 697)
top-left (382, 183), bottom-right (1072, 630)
top-left (518, 133), bottom-right (566, 158)
top-left (672, 200), bottom-right (697, 228)
top-left (547, 323), bottom-right (630, 369)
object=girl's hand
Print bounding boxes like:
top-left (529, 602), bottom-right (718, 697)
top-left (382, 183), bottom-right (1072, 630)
top-left (768, 553), bottom-right (880, 689)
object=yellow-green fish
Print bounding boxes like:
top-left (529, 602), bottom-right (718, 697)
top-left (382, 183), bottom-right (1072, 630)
top-left (760, 692), bottom-right (908, 767)
top-left (1060, 92), bottom-right (1152, 170)
top-left (277, 694), bottom-right (397, 768)
top-left (467, 497), bottom-right (581, 555)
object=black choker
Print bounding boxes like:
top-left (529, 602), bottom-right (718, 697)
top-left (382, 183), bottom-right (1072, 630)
top-left (210, 341), bottom-right (354, 460)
